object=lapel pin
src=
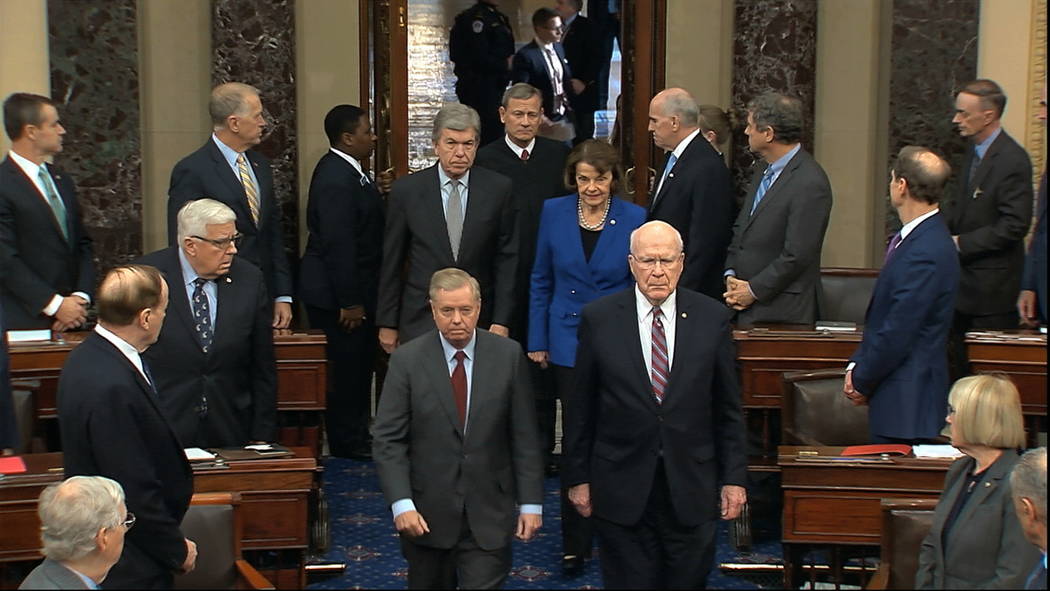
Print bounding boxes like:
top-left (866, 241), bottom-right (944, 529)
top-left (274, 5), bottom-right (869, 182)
top-left (609, 219), bottom-right (616, 225)
top-left (225, 277), bottom-right (232, 283)
top-left (669, 173), bottom-right (674, 178)
top-left (984, 482), bottom-right (991, 487)
top-left (972, 188), bottom-right (982, 199)
top-left (681, 312), bottom-right (687, 318)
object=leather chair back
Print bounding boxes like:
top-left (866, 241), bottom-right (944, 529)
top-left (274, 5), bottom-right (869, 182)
top-left (819, 268), bottom-right (880, 323)
top-left (175, 495), bottom-right (239, 590)
top-left (873, 498), bottom-right (937, 589)
top-left (781, 368), bottom-right (870, 445)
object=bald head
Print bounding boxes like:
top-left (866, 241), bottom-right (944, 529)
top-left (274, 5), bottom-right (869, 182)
top-left (892, 146), bottom-right (951, 205)
top-left (97, 265), bottom-right (165, 327)
top-left (630, 220), bottom-right (683, 254)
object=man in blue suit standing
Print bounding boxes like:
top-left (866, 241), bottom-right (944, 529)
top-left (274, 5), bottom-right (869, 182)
top-left (844, 146), bottom-right (960, 444)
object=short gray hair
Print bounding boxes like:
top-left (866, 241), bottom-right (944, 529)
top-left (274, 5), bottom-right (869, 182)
top-left (747, 92), bottom-right (804, 145)
top-left (1011, 447), bottom-right (1047, 525)
top-left (658, 88), bottom-right (699, 128)
top-left (630, 220), bottom-right (684, 254)
top-left (429, 268), bottom-right (481, 302)
top-left (432, 103), bottom-right (481, 143)
top-left (210, 82), bottom-right (260, 128)
top-left (39, 476), bottom-right (125, 562)
top-left (501, 83), bottom-right (542, 108)
top-left (177, 198), bottom-right (238, 243)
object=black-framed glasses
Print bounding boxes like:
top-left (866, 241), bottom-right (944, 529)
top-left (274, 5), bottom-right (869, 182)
top-left (122, 512), bottom-right (136, 530)
top-left (192, 233), bottom-right (242, 250)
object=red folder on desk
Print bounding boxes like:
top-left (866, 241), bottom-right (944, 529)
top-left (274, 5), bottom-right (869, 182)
top-left (0, 456), bottom-right (27, 474)
top-left (841, 444), bottom-right (912, 457)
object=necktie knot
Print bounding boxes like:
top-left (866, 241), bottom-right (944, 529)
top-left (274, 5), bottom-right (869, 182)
top-left (520, 149), bottom-right (529, 161)
top-left (194, 277), bottom-right (209, 288)
top-left (454, 350), bottom-right (467, 362)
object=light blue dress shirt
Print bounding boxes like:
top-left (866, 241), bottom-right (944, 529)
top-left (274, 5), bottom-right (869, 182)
top-left (974, 126), bottom-right (1001, 161)
top-left (68, 564), bottom-right (100, 589)
top-left (178, 247), bottom-right (218, 327)
top-left (437, 166), bottom-right (470, 219)
top-left (390, 330), bottom-right (542, 519)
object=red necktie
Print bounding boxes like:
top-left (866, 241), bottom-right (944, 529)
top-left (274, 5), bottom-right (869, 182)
top-left (451, 351), bottom-right (468, 427)
top-left (651, 308), bottom-right (668, 404)
top-left (520, 149), bottom-right (529, 161)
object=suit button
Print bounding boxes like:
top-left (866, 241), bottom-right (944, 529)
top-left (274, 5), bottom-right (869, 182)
top-left (571, 313), bottom-right (577, 317)
top-left (570, 290), bottom-right (576, 294)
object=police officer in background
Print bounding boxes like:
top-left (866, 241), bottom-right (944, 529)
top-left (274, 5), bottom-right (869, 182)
top-left (450, 0), bottom-right (515, 146)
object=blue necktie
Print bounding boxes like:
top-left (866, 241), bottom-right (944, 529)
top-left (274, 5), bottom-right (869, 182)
top-left (653, 153), bottom-right (677, 206)
top-left (192, 278), bottom-right (213, 353)
top-left (140, 359), bottom-right (158, 397)
top-left (750, 167), bottom-right (775, 215)
top-left (38, 166), bottom-right (69, 240)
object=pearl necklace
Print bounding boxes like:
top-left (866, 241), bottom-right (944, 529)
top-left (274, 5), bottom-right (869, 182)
top-left (578, 197), bottom-right (611, 231)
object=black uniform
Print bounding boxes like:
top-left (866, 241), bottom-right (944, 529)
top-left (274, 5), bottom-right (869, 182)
top-left (450, 1), bottom-right (514, 145)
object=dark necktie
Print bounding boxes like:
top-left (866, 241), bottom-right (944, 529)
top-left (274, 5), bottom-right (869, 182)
top-left (884, 231), bottom-right (903, 264)
top-left (967, 149), bottom-right (981, 194)
top-left (191, 277), bottom-right (213, 353)
top-left (651, 307), bottom-right (668, 404)
top-left (140, 359), bottom-right (157, 397)
top-left (451, 351), bottom-right (468, 427)
top-left (520, 148), bottom-right (529, 161)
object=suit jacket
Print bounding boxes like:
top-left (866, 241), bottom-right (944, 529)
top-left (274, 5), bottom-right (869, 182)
top-left (561, 14), bottom-right (604, 113)
top-left (1022, 171), bottom-right (1047, 322)
top-left (849, 213), bottom-right (959, 440)
top-left (475, 136), bottom-right (570, 337)
top-left (649, 134), bottom-right (736, 300)
top-left (0, 156), bottom-right (94, 329)
top-left (945, 130), bottom-right (1033, 316)
top-left (138, 247), bottom-right (277, 448)
top-left (372, 329), bottom-right (543, 550)
top-left (512, 41), bottom-right (573, 119)
top-left (377, 165), bottom-right (518, 342)
top-left (299, 151), bottom-right (385, 315)
top-left (528, 195), bottom-right (644, 366)
top-left (724, 148), bottom-right (832, 325)
top-left (18, 559), bottom-right (92, 590)
top-left (58, 332), bottom-right (192, 589)
top-left (167, 139), bottom-right (292, 299)
top-left (916, 451), bottom-right (1040, 589)
top-left (563, 288), bottom-right (746, 526)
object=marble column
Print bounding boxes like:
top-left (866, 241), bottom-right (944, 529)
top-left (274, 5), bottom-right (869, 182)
top-left (212, 0), bottom-right (299, 262)
top-left (48, 0), bottom-right (142, 270)
top-left (730, 0), bottom-right (818, 203)
top-left (887, 0), bottom-right (979, 237)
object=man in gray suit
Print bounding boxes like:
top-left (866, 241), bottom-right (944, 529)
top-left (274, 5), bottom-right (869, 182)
top-left (20, 476), bottom-right (132, 590)
top-left (723, 92), bottom-right (833, 325)
top-left (373, 268), bottom-right (543, 589)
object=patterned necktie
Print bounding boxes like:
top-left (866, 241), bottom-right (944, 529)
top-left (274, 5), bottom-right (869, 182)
top-left (653, 153), bottom-right (678, 204)
top-left (884, 231), bottom-right (903, 264)
top-left (543, 47), bottom-right (565, 115)
top-left (520, 148), bottom-right (529, 161)
top-left (967, 149), bottom-right (981, 194)
top-left (750, 167), bottom-right (775, 215)
top-left (451, 351), bottom-right (468, 427)
top-left (650, 307), bottom-right (668, 404)
top-left (38, 166), bottom-right (68, 240)
top-left (191, 277), bottom-right (213, 353)
top-left (446, 179), bottom-right (464, 260)
top-left (237, 153), bottom-right (260, 224)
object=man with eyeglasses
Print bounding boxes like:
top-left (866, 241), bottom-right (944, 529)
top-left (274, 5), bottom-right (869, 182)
top-left (138, 198), bottom-right (277, 449)
top-left (59, 267), bottom-right (197, 588)
top-left (20, 476), bottom-right (144, 589)
top-left (562, 221), bottom-right (746, 588)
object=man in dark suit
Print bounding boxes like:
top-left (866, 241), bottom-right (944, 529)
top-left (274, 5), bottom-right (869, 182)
top-left (844, 147), bottom-right (960, 444)
top-left (647, 88), bottom-right (735, 301)
top-left (563, 221), bottom-right (746, 588)
top-left (373, 268), bottom-right (543, 589)
top-left (1019, 86), bottom-right (1046, 328)
top-left (555, 0), bottom-right (603, 143)
top-left (1010, 447), bottom-right (1047, 590)
top-left (168, 82), bottom-right (293, 329)
top-left (300, 104), bottom-right (384, 459)
top-left (0, 92), bottom-right (94, 331)
top-left (512, 8), bottom-right (575, 143)
top-left (449, 0), bottom-right (515, 146)
top-left (945, 79), bottom-right (1033, 377)
top-left (140, 199), bottom-right (277, 449)
top-left (377, 103), bottom-right (518, 352)
top-left (59, 264), bottom-right (197, 589)
top-left (723, 92), bottom-right (833, 326)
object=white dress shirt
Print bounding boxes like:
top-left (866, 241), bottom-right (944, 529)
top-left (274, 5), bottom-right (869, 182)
top-left (503, 135), bottom-right (536, 159)
top-left (653, 128), bottom-right (701, 198)
top-left (636, 286), bottom-right (678, 376)
top-left (94, 324), bottom-right (151, 386)
top-left (329, 147), bottom-right (370, 183)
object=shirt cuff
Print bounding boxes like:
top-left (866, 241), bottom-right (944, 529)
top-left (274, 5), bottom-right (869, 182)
top-left (391, 498), bottom-right (416, 519)
top-left (519, 504), bottom-right (543, 515)
top-left (747, 284), bottom-right (757, 301)
top-left (275, 296), bottom-right (293, 304)
top-left (42, 294), bottom-right (63, 317)
top-left (846, 361), bottom-right (856, 372)
top-left (71, 291), bottom-right (91, 305)
top-left (724, 269), bottom-right (736, 277)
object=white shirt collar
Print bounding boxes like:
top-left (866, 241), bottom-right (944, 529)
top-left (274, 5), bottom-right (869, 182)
top-left (504, 135), bottom-right (536, 159)
top-left (9, 149), bottom-right (44, 179)
top-left (635, 285), bottom-right (677, 324)
top-left (535, 37), bottom-right (554, 51)
top-left (438, 330), bottom-right (477, 362)
top-left (94, 324), bottom-right (148, 383)
top-left (329, 147), bottom-right (366, 178)
top-left (670, 129), bottom-right (702, 160)
top-left (899, 208), bottom-right (940, 241)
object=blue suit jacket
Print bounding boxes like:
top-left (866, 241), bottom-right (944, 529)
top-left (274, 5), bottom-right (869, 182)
top-left (850, 212), bottom-right (960, 440)
top-left (528, 195), bottom-right (645, 367)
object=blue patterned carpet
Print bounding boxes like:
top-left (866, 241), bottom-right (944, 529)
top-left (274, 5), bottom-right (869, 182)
top-left (306, 458), bottom-right (783, 589)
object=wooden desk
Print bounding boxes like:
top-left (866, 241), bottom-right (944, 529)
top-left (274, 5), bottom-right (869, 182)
top-left (6, 331), bottom-right (327, 456)
top-left (0, 448), bottom-right (319, 588)
top-left (965, 330), bottom-right (1046, 415)
top-left (778, 446), bottom-right (951, 588)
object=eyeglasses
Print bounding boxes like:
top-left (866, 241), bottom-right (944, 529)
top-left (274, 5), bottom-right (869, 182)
top-left (121, 512), bottom-right (136, 530)
top-left (192, 233), bottom-right (242, 250)
top-left (630, 255), bottom-right (681, 270)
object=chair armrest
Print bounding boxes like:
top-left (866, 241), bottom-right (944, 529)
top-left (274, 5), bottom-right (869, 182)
top-left (235, 559), bottom-right (274, 590)
top-left (866, 565), bottom-right (889, 589)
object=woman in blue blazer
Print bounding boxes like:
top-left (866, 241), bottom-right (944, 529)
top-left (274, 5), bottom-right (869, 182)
top-left (527, 139), bottom-right (645, 576)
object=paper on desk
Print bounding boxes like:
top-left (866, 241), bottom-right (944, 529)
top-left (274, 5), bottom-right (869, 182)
top-left (913, 445), bottom-right (963, 459)
top-left (6, 329), bottom-right (52, 343)
top-left (184, 447), bottom-right (216, 461)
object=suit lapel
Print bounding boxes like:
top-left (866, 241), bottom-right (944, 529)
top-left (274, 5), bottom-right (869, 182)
top-left (968, 141), bottom-right (998, 199)
top-left (464, 332), bottom-right (489, 440)
top-left (91, 334), bottom-right (169, 422)
top-left (427, 335), bottom-right (464, 437)
top-left (4, 158), bottom-right (69, 244)
top-left (661, 294), bottom-right (691, 405)
top-left (585, 199), bottom-right (620, 278)
top-left (208, 141), bottom-right (253, 222)
top-left (618, 293), bottom-right (654, 405)
top-left (248, 150), bottom-right (271, 225)
top-left (423, 167), bottom-right (455, 261)
top-left (952, 453), bottom-right (1013, 537)
top-left (212, 270), bottom-right (236, 353)
top-left (746, 155), bottom-right (799, 228)
top-left (156, 249), bottom-right (201, 348)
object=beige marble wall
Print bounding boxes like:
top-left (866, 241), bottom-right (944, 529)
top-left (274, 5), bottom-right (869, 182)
top-left (664, 0), bottom-right (733, 108)
top-left (137, 0), bottom-right (212, 252)
top-left (0, 0), bottom-right (50, 156)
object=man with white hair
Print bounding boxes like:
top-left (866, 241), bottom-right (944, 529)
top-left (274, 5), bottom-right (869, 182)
top-left (19, 476), bottom-right (132, 589)
top-left (138, 198), bottom-right (277, 448)
top-left (1012, 447), bottom-right (1047, 589)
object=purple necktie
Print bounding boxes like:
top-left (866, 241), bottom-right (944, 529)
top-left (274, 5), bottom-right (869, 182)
top-left (884, 232), bottom-right (903, 264)
top-left (651, 307), bottom-right (668, 404)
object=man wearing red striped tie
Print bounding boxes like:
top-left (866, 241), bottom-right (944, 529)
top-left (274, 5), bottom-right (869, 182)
top-left (562, 220), bottom-right (747, 589)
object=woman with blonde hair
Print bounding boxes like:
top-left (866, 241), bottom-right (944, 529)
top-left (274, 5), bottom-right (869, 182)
top-left (916, 374), bottom-right (1040, 588)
